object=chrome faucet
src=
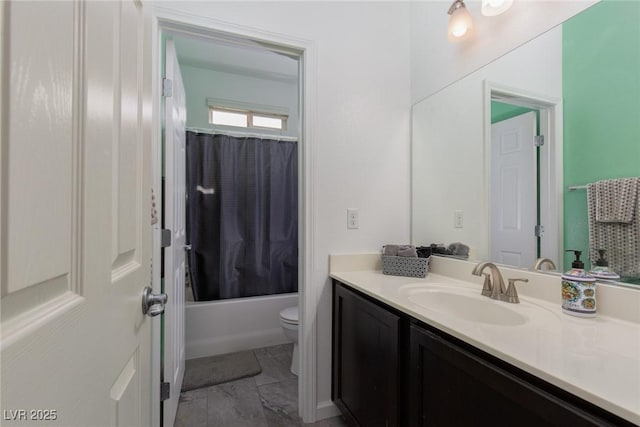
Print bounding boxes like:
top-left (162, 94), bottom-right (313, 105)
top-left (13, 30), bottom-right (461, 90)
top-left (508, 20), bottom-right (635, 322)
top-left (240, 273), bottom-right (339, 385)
top-left (533, 257), bottom-right (557, 271)
top-left (472, 262), bottom-right (507, 301)
top-left (471, 261), bottom-right (528, 304)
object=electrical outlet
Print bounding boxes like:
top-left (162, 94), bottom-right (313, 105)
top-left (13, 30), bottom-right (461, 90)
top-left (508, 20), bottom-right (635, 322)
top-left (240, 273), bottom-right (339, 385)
top-left (454, 210), bottom-right (464, 228)
top-left (347, 208), bottom-right (359, 229)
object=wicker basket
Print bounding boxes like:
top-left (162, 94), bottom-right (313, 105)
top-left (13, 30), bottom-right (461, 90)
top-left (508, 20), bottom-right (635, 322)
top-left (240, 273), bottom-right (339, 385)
top-left (381, 255), bottom-right (429, 278)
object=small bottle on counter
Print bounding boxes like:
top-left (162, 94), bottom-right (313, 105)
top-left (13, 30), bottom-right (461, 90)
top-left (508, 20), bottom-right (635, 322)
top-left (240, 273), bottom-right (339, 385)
top-left (561, 250), bottom-right (596, 318)
top-left (589, 249), bottom-right (621, 282)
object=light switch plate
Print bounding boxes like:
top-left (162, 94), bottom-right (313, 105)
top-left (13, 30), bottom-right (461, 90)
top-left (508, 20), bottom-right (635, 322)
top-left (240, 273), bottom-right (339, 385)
top-left (454, 210), bottom-right (464, 228)
top-left (347, 208), bottom-right (359, 229)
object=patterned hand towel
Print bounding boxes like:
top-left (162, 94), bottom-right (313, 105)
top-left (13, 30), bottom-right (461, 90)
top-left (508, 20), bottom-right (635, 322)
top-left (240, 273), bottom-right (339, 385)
top-left (589, 177), bottom-right (639, 223)
top-left (587, 177), bottom-right (640, 278)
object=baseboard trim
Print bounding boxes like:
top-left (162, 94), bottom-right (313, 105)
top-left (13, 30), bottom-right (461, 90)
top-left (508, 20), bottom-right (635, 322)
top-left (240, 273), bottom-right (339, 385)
top-left (316, 400), bottom-right (341, 421)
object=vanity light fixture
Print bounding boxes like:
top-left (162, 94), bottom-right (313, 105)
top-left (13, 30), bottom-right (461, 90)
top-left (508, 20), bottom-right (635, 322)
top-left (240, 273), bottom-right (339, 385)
top-left (481, 0), bottom-right (514, 16)
top-left (448, 0), bottom-right (474, 42)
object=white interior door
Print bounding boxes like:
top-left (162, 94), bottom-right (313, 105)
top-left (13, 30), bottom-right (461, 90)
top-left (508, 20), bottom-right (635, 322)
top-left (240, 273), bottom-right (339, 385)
top-left (1, 1), bottom-right (152, 425)
top-left (490, 111), bottom-right (537, 268)
top-left (163, 38), bottom-right (187, 427)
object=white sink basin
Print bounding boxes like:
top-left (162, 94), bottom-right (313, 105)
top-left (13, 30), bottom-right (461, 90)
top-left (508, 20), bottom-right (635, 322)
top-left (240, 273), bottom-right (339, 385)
top-left (398, 284), bottom-right (529, 326)
top-left (408, 289), bottom-right (528, 326)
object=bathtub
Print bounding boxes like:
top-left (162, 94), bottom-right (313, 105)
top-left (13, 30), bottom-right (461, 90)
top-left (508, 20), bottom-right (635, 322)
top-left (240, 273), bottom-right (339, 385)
top-left (185, 292), bottom-right (298, 359)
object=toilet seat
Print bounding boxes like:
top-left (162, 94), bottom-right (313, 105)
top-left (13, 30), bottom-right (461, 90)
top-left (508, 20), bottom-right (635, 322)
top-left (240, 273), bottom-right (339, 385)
top-left (279, 306), bottom-right (298, 325)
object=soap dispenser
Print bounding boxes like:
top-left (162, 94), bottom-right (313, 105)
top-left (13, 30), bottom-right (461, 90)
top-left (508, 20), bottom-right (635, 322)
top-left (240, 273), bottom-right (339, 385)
top-left (561, 250), bottom-right (596, 317)
top-left (589, 249), bottom-right (621, 282)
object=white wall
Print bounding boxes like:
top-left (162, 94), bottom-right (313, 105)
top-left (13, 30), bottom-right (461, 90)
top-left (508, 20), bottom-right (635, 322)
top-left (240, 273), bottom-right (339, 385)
top-left (179, 64), bottom-right (299, 137)
top-left (410, 0), bottom-right (596, 104)
top-left (155, 1), bottom-right (412, 417)
top-left (411, 27), bottom-right (563, 261)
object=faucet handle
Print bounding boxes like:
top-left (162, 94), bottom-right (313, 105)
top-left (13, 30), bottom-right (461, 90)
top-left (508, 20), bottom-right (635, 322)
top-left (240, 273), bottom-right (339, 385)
top-left (505, 278), bottom-right (528, 304)
top-left (481, 273), bottom-right (492, 296)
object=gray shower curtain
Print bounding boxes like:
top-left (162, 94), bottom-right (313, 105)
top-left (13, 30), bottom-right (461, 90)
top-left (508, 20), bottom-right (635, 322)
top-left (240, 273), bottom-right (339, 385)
top-left (186, 131), bottom-right (298, 301)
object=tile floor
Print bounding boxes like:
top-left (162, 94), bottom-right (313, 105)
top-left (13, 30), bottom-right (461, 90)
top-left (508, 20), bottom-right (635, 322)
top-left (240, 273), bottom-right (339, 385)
top-left (175, 344), bottom-right (348, 427)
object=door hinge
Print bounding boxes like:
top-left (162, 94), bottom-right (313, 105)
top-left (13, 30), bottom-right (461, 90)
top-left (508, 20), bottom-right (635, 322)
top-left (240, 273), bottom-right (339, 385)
top-left (534, 135), bottom-right (544, 147)
top-left (161, 229), bottom-right (172, 248)
top-left (162, 78), bottom-right (173, 97)
top-left (535, 224), bottom-right (544, 237)
top-left (160, 382), bottom-right (170, 401)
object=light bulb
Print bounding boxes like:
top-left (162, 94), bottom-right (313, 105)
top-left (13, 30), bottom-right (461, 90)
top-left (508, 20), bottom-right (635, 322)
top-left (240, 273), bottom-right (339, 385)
top-left (448, 1), bottom-right (474, 42)
top-left (481, 0), bottom-right (513, 16)
top-left (452, 25), bottom-right (467, 38)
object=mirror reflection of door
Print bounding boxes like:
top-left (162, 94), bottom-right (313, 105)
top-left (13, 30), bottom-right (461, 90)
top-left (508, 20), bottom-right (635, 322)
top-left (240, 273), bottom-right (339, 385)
top-left (490, 107), bottom-right (539, 268)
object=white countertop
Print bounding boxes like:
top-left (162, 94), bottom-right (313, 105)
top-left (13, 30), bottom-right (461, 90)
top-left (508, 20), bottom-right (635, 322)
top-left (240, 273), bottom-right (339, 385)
top-left (329, 268), bottom-right (640, 425)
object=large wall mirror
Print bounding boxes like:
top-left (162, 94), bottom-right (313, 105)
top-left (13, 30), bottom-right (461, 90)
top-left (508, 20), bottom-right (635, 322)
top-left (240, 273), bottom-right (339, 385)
top-left (411, 1), bottom-right (640, 286)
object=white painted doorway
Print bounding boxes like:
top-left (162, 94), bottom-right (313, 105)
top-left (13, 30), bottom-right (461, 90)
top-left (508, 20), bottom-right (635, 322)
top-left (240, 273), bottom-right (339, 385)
top-left (484, 81), bottom-right (563, 270)
top-left (1, 1), bottom-right (153, 425)
top-left (152, 9), bottom-right (319, 422)
top-left (162, 39), bottom-right (187, 426)
top-left (490, 112), bottom-right (538, 268)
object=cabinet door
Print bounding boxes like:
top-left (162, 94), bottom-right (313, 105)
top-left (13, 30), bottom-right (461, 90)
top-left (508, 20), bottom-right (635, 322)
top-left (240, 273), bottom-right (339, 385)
top-left (409, 324), bottom-right (617, 427)
top-left (333, 282), bottom-right (400, 427)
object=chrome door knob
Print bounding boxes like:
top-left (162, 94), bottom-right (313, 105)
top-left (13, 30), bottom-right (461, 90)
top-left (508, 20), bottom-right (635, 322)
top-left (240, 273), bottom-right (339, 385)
top-left (142, 286), bottom-right (168, 317)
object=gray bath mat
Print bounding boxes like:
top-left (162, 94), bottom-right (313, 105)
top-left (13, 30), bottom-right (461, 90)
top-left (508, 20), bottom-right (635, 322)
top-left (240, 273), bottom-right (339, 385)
top-left (182, 350), bottom-right (262, 392)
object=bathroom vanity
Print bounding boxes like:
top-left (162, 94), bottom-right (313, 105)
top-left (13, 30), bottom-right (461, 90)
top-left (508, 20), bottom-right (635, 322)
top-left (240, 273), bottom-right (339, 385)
top-left (329, 255), bottom-right (640, 427)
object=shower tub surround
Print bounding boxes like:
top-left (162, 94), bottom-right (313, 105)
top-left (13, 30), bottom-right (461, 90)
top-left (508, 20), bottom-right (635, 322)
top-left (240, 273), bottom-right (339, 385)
top-left (186, 293), bottom-right (298, 359)
top-left (329, 254), bottom-right (640, 425)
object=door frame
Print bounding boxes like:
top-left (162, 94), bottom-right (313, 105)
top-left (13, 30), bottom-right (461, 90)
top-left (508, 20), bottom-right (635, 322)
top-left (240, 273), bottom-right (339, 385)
top-left (483, 81), bottom-right (563, 270)
top-left (150, 7), bottom-right (319, 424)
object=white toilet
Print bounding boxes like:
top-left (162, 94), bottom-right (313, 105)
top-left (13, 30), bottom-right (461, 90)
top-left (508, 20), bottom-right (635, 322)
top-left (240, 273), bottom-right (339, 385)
top-left (279, 306), bottom-right (299, 376)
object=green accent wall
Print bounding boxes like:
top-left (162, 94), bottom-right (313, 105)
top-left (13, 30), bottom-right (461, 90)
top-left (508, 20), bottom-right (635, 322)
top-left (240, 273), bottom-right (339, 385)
top-left (563, 0), bottom-right (640, 270)
top-left (491, 101), bottom-right (536, 124)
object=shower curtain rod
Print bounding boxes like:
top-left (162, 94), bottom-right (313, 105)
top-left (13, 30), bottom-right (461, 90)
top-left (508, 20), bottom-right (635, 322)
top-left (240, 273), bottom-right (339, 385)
top-left (186, 127), bottom-right (299, 142)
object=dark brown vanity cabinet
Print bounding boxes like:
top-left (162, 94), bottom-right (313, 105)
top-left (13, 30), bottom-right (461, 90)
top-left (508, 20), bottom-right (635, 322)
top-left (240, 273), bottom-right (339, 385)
top-left (332, 280), bottom-right (634, 427)
top-left (332, 281), bottom-right (402, 427)
top-left (409, 324), bottom-right (620, 427)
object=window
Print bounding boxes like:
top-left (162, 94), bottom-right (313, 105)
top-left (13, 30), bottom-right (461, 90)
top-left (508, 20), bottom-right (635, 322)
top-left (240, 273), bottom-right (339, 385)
top-left (252, 114), bottom-right (285, 130)
top-left (209, 106), bottom-right (288, 131)
top-left (210, 109), bottom-right (248, 128)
